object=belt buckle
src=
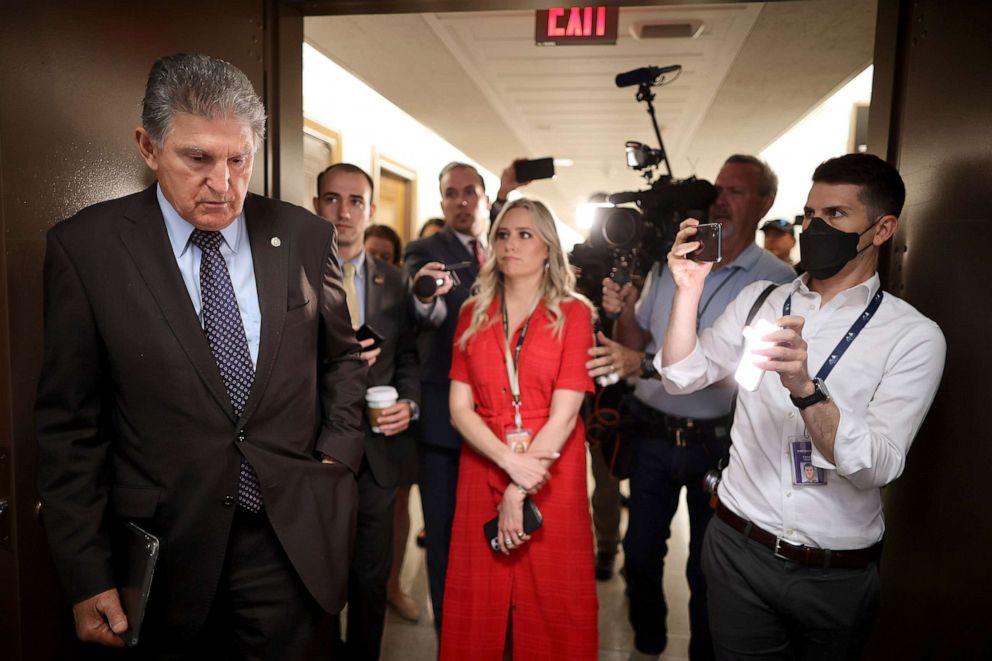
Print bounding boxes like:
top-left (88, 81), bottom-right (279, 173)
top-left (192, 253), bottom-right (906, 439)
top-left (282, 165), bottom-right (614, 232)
top-left (773, 535), bottom-right (802, 561)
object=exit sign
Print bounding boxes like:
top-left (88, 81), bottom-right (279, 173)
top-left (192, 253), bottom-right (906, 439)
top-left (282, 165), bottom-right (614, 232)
top-left (535, 6), bottom-right (619, 46)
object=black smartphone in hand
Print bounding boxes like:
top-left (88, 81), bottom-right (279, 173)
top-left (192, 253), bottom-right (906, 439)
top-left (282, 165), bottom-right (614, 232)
top-left (689, 223), bottom-right (722, 263)
top-left (514, 157), bottom-right (555, 183)
top-left (356, 323), bottom-right (385, 350)
top-left (484, 497), bottom-right (544, 552)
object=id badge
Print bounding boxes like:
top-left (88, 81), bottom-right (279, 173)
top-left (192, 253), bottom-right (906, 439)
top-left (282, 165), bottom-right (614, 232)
top-left (504, 426), bottom-right (533, 454)
top-left (790, 437), bottom-right (827, 486)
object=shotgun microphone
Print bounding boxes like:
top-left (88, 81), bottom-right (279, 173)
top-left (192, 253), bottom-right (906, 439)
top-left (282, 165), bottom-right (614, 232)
top-left (614, 65), bottom-right (681, 88)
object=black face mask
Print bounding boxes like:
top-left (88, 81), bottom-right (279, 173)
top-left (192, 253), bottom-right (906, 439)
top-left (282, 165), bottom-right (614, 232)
top-left (799, 216), bottom-right (880, 280)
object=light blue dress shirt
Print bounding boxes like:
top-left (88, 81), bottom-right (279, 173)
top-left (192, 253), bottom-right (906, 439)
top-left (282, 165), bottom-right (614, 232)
top-left (157, 185), bottom-right (262, 368)
top-left (635, 242), bottom-right (795, 418)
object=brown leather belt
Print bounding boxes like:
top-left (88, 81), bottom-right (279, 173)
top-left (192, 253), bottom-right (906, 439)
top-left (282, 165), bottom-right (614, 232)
top-left (715, 500), bottom-right (879, 570)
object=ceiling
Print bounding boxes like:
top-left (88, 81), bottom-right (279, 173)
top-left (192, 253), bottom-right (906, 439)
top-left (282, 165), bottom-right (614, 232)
top-left (305, 0), bottom-right (876, 228)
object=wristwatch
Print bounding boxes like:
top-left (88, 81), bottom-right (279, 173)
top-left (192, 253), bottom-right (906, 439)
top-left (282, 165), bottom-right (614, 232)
top-left (639, 353), bottom-right (658, 379)
top-left (790, 377), bottom-right (831, 410)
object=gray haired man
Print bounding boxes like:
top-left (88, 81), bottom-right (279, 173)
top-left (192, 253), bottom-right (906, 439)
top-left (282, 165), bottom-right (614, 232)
top-left (35, 53), bottom-right (366, 657)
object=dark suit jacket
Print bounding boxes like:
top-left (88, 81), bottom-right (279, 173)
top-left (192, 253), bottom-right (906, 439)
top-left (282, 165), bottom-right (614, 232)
top-left (34, 185), bottom-right (367, 641)
top-left (402, 225), bottom-right (480, 450)
top-left (361, 253), bottom-right (419, 487)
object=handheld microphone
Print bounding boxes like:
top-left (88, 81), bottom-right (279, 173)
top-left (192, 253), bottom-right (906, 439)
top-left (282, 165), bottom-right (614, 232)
top-left (614, 65), bottom-right (681, 88)
top-left (413, 275), bottom-right (443, 299)
top-left (412, 261), bottom-right (472, 299)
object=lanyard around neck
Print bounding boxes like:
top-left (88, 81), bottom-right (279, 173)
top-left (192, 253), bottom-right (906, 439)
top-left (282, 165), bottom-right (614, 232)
top-left (501, 295), bottom-right (540, 429)
top-left (783, 289), bottom-right (883, 381)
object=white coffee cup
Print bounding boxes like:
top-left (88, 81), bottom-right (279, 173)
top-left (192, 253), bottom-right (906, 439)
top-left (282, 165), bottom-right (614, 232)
top-left (365, 386), bottom-right (399, 433)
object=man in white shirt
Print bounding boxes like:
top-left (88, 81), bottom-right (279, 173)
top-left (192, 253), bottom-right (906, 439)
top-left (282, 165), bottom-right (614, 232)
top-left (587, 155), bottom-right (794, 660)
top-left (659, 153), bottom-right (946, 659)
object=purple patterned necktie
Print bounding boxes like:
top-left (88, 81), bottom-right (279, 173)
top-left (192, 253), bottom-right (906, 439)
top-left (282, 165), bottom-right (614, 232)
top-left (190, 229), bottom-right (263, 513)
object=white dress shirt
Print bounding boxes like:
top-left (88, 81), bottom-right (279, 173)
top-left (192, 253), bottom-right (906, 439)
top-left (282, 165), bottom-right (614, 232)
top-left (658, 273), bottom-right (946, 549)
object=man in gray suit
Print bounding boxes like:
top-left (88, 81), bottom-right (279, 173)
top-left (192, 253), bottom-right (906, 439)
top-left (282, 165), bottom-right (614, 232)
top-left (36, 54), bottom-right (366, 658)
top-left (314, 163), bottom-right (420, 660)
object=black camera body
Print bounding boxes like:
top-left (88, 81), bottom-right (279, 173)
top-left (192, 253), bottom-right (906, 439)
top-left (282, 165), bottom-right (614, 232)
top-left (570, 176), bottom-right (717, 307)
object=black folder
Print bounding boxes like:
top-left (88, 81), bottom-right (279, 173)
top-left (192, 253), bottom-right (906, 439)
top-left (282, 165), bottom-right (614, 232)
top-left (112, 521), bottom-right (160, 647)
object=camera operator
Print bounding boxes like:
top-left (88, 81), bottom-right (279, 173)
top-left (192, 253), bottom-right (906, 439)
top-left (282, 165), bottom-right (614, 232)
top-left (660, 153), bottom-right (945, 659)
top-left (587, 155), bottom-right (794, 660)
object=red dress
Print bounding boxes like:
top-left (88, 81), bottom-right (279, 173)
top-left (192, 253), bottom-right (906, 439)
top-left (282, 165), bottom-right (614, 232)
top-left (440, 298), bottom-right (598, 660)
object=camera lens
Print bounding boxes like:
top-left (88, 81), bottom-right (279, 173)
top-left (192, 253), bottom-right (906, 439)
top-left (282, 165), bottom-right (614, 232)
top-left (593, 207), bottom-right (642, 251)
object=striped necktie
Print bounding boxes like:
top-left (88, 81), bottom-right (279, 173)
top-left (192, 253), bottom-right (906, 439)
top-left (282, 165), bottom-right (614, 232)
top-left (470, 239), bottom-right (485, 267)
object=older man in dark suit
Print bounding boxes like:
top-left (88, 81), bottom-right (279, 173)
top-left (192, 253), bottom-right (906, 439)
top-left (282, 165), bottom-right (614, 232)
top-left (35, 54), bottom-right (366, 658)
top-left (313, 163), bottom-right (420, 660)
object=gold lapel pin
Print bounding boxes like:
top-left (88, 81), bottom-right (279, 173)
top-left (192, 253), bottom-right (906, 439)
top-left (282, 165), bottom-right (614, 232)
top-left (270, 237), bottom-right (281, 247)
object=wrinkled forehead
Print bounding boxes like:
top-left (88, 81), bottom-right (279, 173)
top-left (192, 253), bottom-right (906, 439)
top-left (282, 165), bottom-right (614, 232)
top-left (716, 162), bottom-right (761, 191)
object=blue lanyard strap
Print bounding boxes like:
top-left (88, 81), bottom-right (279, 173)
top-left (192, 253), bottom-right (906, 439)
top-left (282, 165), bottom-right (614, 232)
top-left (783, 289), bottom-right (883, 381)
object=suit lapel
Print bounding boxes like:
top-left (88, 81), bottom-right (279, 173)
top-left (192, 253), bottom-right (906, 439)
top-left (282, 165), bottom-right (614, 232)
top-left (119, 186), bottom-right (235, 422)
top-left (364, 254), bottom-right (384, 324)
top-left (239, 194), bottom-right (288, 425)
top-left (440, 226), bottom-right (480, 280)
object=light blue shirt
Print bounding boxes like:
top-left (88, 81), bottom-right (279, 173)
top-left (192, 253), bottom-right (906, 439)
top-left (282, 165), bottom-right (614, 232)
top-left (337, 250), bottom-right (367, 327)
top-left (635, 242), bottom-right (795, 418)
top-left (157, 185), bottom-right (262, 368)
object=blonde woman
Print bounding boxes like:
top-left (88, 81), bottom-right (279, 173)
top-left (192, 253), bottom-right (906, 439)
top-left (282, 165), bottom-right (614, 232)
top-left (441, 199), bottom-right (597, 660)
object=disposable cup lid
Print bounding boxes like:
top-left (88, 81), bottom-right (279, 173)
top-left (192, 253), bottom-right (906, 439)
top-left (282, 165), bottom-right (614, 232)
top-left (366, 386), bottom-right (398, 404)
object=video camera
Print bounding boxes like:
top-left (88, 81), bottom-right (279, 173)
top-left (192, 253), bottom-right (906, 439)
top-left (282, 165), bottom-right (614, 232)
top-left (570, 65), bottom-right (718, 307)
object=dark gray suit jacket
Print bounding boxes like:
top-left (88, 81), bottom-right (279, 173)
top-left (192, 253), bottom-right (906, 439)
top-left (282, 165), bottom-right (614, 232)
top-left (35, 185), bottom-right (367, 640)
top-left (402, 225), bottom-right (480, 450)
top-left (361, 253), bottom-right (419, 487)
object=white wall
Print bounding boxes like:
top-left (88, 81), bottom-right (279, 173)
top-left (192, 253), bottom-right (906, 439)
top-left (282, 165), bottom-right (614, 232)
top-left (759, 66), bottom-right (874, 260)
top-left (303, 43), bottom-right (583, 250)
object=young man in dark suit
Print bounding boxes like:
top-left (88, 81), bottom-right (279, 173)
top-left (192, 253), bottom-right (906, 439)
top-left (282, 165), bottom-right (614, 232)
top-left (35, 54), bottom-right (367, 658)
top-left (314, 163), bottom-right (420, 659)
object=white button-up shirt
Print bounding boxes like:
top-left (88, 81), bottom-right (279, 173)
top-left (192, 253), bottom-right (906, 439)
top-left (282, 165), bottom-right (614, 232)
top-left (658, 273), bottom-right (946, 549)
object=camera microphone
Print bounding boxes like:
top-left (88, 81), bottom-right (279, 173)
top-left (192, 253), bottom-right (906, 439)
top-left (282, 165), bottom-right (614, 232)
top-left (614, 65), bottom-right (681, 88)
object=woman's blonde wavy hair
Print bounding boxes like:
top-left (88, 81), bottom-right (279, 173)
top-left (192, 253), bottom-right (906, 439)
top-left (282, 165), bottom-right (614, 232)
top-left (458, 198), bottom-right (595, 349)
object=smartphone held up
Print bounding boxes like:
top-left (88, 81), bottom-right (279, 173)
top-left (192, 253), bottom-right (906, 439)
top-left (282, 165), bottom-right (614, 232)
top-left (689, 223), bottom-right (722, 263)
top-left (514, 157), bottom-right (556, 183)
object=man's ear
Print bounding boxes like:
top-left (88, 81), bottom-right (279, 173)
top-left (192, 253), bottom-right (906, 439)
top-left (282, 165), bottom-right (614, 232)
top-left (135, 128), bottom-right (159, 172)
top-left (873, 214), bottom-right (899, 246)
top-left (313, 197), bottom-right (320, 215)
top-left (758, 194), bottom-right (774, 219)
top-left (369, 202), bottom-right (377, 221)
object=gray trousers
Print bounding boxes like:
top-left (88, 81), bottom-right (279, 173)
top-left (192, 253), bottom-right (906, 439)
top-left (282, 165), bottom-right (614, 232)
top-left (702, 515), bottom-right (880, 661)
